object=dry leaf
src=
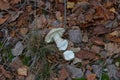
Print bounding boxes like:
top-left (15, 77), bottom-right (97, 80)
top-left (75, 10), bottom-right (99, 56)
top-left (108, 31), bottom-right (120, 37)
top-left (91, 45), bottom-right (101, 53)
top-left (11, 0), bottom-right (21, 4)
top-left (105, 43), bottom-right (120, 56)
top-left (10, 57), bottom-right (23, 69)
top-left (58, 67), bottom-right (69, 80)
top-left (26, 74), bottom-right (35, 80)
top-left (82, 31), bottom-right (88, 42)
top-left (93, 25), bottom-right (109, 35)
top-left (34, 15), bottom-right (47, 29)
top-left (0, 15), bottom-right (9, 25)
top-left (10, 30), bottom-right (16, 37)
top-left (90, 36), bottom-right (105, 46)
top-left (20, 28), bottom-right (28, 36)
top-left (109, 7), bottom-right (116, 13)
top-left (11, 11), bottom-right (23, 22)
top-left (0, 65), bottom-right (11, 79)
top-left (103, 0), bottom-right (114, 8)
top-left (57, 3), bottom-right (64, 13)
top-left (17, 66), bottom-right (28, 76)
top-left (67, 2), bottom-right (75, 9)
top-left (0, 0), bottom-right (10, 10)
top-left (56, 11), bottom-right (62, 21)
top-left (90, 0), bottom-right (113, 20)
top-left (86, 74), bottom-right (96, 80)
top-left (75, 50), bottom-right (96, 60)
top-left (72, 1), bottom-right (90, 12)
top-left (106, 30), bottom-right (120, 43)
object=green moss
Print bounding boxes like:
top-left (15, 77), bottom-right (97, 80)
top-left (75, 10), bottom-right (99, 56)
top-left (101, 73), bottom-right (110, 80)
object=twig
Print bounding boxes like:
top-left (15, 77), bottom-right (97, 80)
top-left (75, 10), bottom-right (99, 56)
top-left (64, 0), bottom-right (67, 29)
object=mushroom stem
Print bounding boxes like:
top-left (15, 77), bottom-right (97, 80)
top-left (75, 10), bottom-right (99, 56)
top-left (53, 33), bottom-right (68, 50)
top-left (53, 33), bottom-right (63, 44)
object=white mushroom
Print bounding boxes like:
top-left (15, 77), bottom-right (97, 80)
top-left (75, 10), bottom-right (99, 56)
top-left (45, 28), bottom-right (68, 50)
top-left (63, 50), bottom-right (75, 61)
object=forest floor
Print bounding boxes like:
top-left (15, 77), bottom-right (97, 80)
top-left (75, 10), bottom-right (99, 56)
top-left (0, 0), bottom-right (120, 80)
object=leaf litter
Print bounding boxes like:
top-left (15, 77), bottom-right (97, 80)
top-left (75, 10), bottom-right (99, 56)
top-left (0, 0), bottom-right (120, 80)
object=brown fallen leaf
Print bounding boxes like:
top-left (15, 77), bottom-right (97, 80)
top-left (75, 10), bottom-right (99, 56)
top-left (72, 1), bottom-right (90, 13)
top-left (103, 0), bottom-right (115, 8)
top-left (57, 3), bottom-right (64, 13)
top-left (0, 14), bottom-right (10, 25)
top-left (91, 45), bottom-right (101, 53)
top-left (17, 14), bottom-right (29, 27)
top-left (82, 30), bottom-right (88, 42)
top-left (26, 73), bottom-right (35, 80)
top-left (0, 65), bottom-right (11, 79)
top-left (58, 67), bottom-right (69, 80)
top-left (90, 0), bottom-right (113, 20)
top-left (75, 50), bottom-right (96, 60)
top-left (10, 11), bottom-right (23, 22)
top-left (105, 43), bottom-right (120, 56)
top-left (10, 0), bottom-right (21, 4)
top-left (106, 30), bottom-right (120, 43)
top-left (108, 31), bottom-right (120, 37)
top-left (33, 14), bottom-right (47, 29)
top-left (20, 28), bottom-right (28, 36)
top-left (86, 74), bottom-right (96, 80)
top-left (10, 57), bottom-right (23, 69)
top-left (17, 66), bottom-right (28, 76)
top-left (90, 36), bottom-right (105, 46)
top-left (0, 0), bottom-right (10, 10)
top-left (93, 25), bottom-right (109, 35)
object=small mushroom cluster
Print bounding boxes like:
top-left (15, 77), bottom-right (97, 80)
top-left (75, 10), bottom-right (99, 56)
top-left (45, 28), bottom-right (75, 61)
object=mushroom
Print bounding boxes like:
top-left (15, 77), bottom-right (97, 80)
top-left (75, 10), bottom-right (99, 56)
top-left (45, 28), bottom-right (68, 50)
top-left (63, 50), bottom-right (75, 61)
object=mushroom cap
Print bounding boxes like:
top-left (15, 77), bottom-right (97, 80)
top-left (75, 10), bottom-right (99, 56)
top-left (63, 50), bottom-right (75, 61)
top-left (45, 28), bottom-right (65, 43)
